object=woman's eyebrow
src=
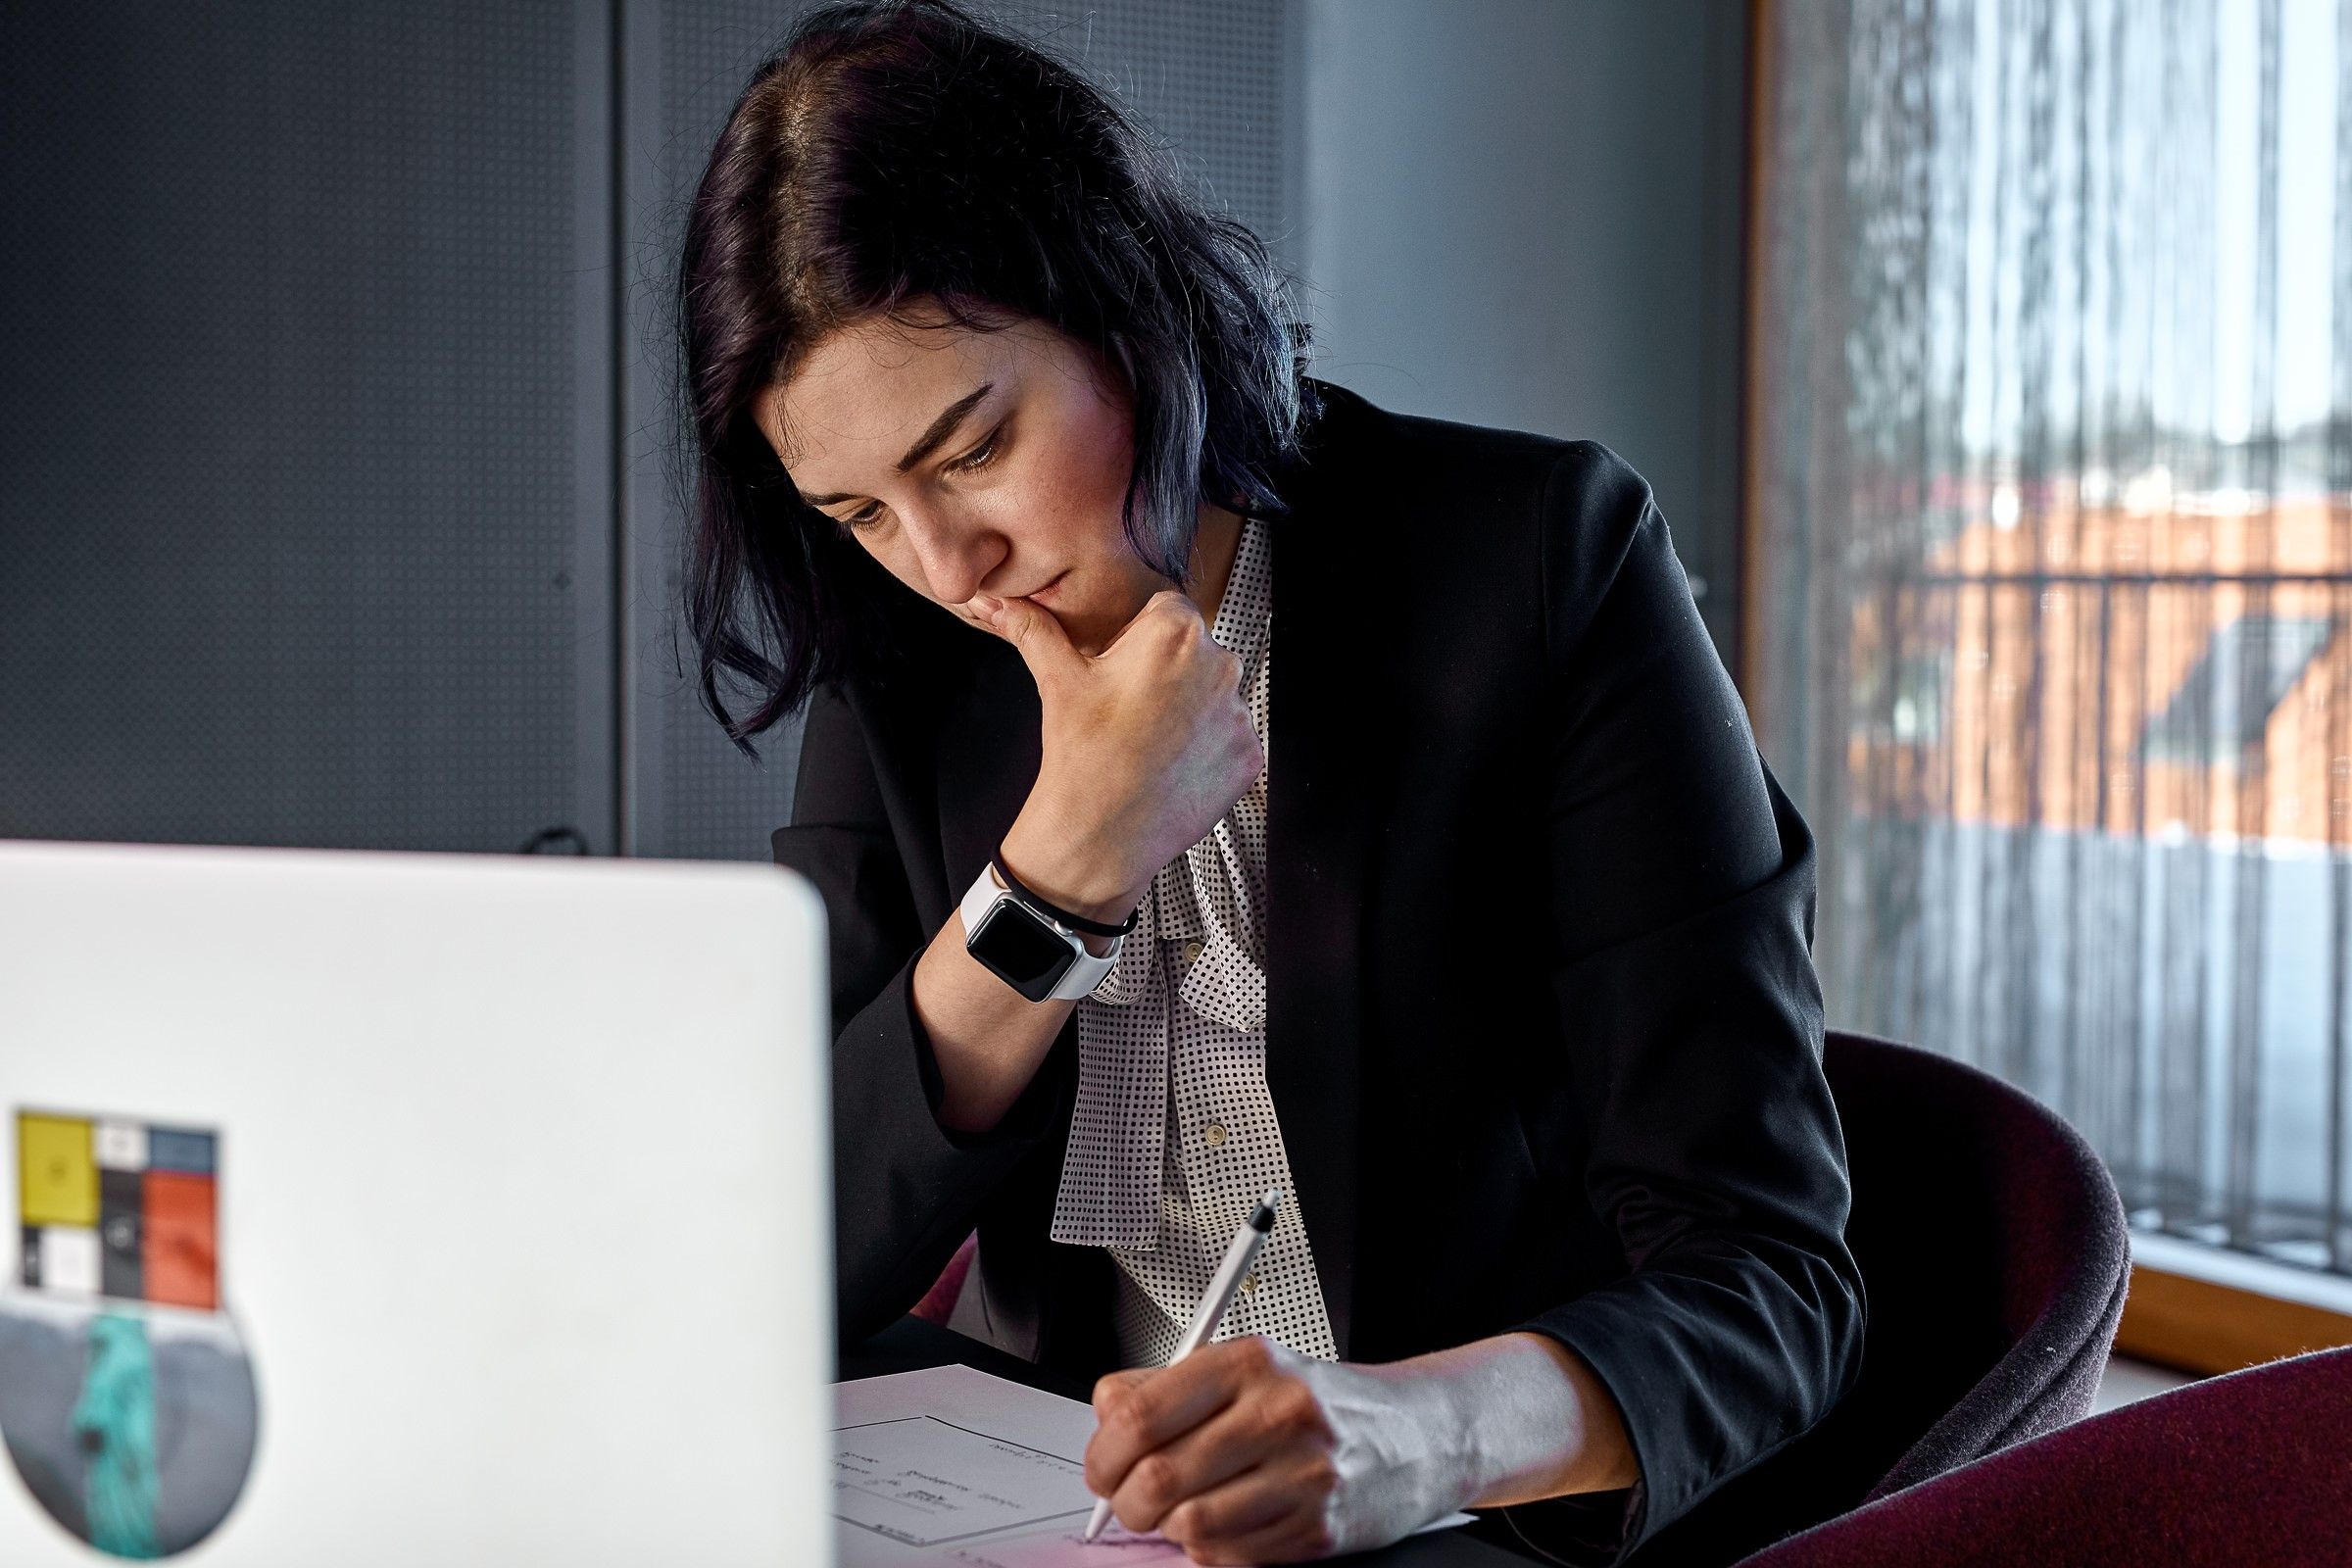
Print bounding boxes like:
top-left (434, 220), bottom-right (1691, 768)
top-left (797, 381), bottom-right (995, 506)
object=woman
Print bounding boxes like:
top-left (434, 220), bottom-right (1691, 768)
top-left (674, 3), bottom-right (1864, 1563)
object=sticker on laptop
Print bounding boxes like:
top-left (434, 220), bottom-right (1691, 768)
top-left (2, 1110), bottom-right (259, 1559)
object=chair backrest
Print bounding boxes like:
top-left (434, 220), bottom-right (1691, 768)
top-left (1629, 1029), bottom-right (2132, 1566)
top-left (911, 1232), bottom-right (979, 1327)
top-left (1732, 1345), bottom-right (2352, 1566)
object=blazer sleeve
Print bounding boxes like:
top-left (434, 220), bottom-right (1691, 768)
top-left (772, 678), bottom-right (1077, 1345)
top-left (1497, 444), bottom-right (1868, 1563)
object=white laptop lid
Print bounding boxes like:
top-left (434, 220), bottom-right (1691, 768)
top-left (0, 839), bottom-right (834, 1566)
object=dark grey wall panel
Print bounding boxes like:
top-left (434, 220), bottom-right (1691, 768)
top-left (631, 0), bottom-right (1298, 859)
top-left (1296, 0), bottom-right (1750, 666)
top-left (626, 0), bottom-right (812, 864)
top-left (0, 1), bottom-right (604, 853)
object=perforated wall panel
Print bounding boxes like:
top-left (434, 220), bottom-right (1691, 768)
top-left (0, 2), bottom-right (592, 853)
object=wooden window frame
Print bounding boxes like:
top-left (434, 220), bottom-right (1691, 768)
top-left (2118, 1234), bottom-right (2352, 1377)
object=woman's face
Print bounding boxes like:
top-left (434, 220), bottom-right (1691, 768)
top-left (759, 305), bottom-right (1210, 658)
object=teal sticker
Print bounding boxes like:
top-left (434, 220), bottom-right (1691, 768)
top-left (74, 1313), bottom-right (160, 1560)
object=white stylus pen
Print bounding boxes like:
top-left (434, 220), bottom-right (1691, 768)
top-left (1081, 1187), bottom-right (1285, 1544)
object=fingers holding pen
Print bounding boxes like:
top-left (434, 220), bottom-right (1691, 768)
top-left (1083, 1337), bottom-right (1329, 1539)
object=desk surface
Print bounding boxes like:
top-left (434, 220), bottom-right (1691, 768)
top-left (841, 1317), bottom-right (1542, 1566)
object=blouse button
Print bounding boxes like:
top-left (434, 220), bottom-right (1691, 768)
top-left (1202, 1121), bottom-right (1228, 1149)
top-left (1182, 938), bottom-right (1206, 963)
top-left (1240, 1272), bottom-right (1258, 1295)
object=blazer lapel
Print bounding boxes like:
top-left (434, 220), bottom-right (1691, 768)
top-left (1262, 395), bottom-right (1383, 1361)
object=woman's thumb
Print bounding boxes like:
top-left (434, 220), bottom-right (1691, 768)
top-left (982, 593), bottom-right (1078, 671)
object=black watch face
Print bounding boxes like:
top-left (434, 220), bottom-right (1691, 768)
top-left (969, 901), bottom-right (1077, 1002)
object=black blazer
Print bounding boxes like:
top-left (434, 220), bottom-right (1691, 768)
top-left (773, 379), bottom-right (1866, 1563)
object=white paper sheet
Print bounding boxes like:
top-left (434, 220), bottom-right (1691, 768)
top-left (835, 1415), bottom-right (1100, 1547)
top-left (833, 1363), bottom-right (1474, 1567)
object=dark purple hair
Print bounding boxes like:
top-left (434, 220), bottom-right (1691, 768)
top-left (671, 0), bottom-right (1320, 757)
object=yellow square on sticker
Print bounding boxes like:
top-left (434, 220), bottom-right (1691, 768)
top-left (19, 1112), bottom-right (98, 1228)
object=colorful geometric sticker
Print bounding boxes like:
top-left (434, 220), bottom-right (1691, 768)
top-left (17, 1111), bottom-right (219, 1312)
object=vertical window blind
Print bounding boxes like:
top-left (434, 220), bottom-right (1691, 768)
top-left (1747, 0), bottom-right (2352, 1277)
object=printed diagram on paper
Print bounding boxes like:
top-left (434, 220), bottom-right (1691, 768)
top-left (833, 1365), bottom-right (1184, 1565)
top-left (837, 1419), bottom-right (1148, 1560)
top-left (832, 1362), bottom-right (1473, 1567)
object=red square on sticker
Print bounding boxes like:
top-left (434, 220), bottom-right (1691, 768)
top-left (143, 1169), bottom-right (218, 1309)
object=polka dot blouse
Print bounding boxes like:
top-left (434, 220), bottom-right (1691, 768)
top-left (1049, 514), bottom-right (1341, 1369)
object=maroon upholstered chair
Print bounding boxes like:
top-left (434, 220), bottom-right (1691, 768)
top-left (1732, 1345), bottom-right (2352, 1566)
top-left (1626, 1030), bottom-right (2132, 1566)
top-left (911, 1231), bottom-right (978, 1326)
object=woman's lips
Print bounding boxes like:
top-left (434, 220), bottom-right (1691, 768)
top-left (1025, 571), bottom-right (1068, 605)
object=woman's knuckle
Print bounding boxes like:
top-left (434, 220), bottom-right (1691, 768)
top-left (1280, 1384), bottom-right (1332, 1442)
top-left (1108, 1390), bottom-right (1158, 1442)
top-left (1131, 1452), bottom-right (1178, 1507)
top-left (1179, 1521), bottom-right (1245, 1567)
top-left (1094, 1393), bottom-right (1138, 1437)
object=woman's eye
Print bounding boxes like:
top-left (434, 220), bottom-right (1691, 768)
top-left (835, 429), bottom-right (1001, 532)
top-left (951, 429), bottom-right (1002, 473)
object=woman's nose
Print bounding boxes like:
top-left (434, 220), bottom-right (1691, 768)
top-left (903, 511), bottom-right (1003, 606)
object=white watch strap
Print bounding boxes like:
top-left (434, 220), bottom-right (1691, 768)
top-left (958, 860), bottom-right (1122, 1001)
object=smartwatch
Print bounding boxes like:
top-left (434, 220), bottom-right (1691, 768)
top-left (959, 854), bottom-right (1136, 1003)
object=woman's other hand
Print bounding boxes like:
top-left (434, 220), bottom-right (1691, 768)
top-left (1080, 1336), bottom-right (1465, 1564)
top-left (984, 588), bottom-right (1260, 924)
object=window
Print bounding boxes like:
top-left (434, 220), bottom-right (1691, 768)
top-left (1747, 0), bottom-right (2352, 1282)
